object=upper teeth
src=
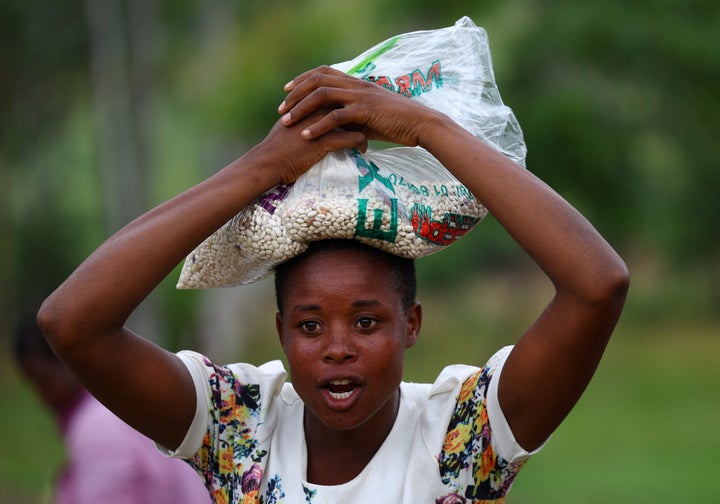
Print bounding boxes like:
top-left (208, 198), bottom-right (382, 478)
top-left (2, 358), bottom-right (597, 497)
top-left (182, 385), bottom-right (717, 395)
top-left (330, 379), bottom-right (351, 385)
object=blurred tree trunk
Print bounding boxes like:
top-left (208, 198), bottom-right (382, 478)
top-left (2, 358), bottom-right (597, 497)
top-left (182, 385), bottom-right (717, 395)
top-left (83, 0), bottom-right (160, 339)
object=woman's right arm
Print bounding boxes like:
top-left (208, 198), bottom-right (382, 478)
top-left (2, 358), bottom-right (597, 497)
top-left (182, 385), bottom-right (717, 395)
top-left (37, 115), bottom-right (368, 450)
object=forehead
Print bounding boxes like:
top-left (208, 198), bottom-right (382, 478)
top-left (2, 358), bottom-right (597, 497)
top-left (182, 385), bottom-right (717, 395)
top-left (281, 246), bottom-right (400, 305)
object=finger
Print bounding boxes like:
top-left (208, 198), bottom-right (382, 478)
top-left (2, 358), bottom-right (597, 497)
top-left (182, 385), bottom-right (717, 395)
top-left (280, 72), bottom-right (354, 117)
top-left (281, 86), bottom-right (362, 129)
top-left (279, 73), bottom-right (361, 117)
top-left (283, 65), bottom-right (348, 92)
top-left (300, 107), bottom-right (369, 140)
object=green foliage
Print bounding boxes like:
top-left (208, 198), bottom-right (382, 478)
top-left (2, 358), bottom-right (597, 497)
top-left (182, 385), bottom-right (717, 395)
top-left (6, 106), bottom-right (104, 318)
top-left (1, 2), bottom-right (718, 498)
top-left (500, 0), bottom-right (720, 263)
top-left (511, 321), bottom-right (720, 502)
top-left (0, 360), bottom-right (64, 501)
top-left (0, 0), bottom-right (88, 161)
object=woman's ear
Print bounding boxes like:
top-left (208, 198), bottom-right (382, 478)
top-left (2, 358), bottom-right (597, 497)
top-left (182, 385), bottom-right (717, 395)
top-left (405, 301), bottom-right (422, 349)
top-left (275, 312), bottom-right (285, 349)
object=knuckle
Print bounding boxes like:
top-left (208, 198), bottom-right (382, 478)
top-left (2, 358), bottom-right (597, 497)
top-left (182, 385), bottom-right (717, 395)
top-left (328, 108), bottom-right (345, 122)
top-left (309, 73), bottom-right (325, 87)
top-left (316, 86), bottom-right (331, 99)
top-left (355, 134), bottom-right (368, 150)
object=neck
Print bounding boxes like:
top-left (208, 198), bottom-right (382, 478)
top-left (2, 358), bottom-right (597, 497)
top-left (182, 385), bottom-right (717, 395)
top-left (304, 389), bottom-right (401, 485)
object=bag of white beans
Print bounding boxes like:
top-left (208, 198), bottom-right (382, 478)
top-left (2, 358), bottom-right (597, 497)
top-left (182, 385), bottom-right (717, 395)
top-left (177, 16), bottom-right (526, 288)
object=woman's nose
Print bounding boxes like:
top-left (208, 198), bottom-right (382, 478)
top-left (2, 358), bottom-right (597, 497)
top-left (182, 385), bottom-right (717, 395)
top-left (323, 329), bottom-right (356, 363)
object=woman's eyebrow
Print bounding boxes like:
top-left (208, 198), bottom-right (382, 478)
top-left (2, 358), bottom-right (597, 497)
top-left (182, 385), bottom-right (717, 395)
top-left (291, 304), bottom-right (321, 313)
top-left (352, 300), bottom-right (381, 308)
top-left (290, 300), bottom-right (381, 312)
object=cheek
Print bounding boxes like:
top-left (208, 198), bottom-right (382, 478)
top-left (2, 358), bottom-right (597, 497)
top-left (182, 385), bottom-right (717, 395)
top-left (372, 339), bottom-right (407, 376)
top-left (282, 339), bottom-right (316, 378)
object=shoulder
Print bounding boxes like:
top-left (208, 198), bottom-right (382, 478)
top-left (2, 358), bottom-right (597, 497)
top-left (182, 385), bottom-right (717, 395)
top-left (414, 347), bottom-right (535, 460)
top-left (179, 351), bottom-right (287, 388)
top-left (178, 351), bottom-right (287, 408)
top-left (420, 346), bottom-right (513, 403)
top-left (167, 352), bottom-right (289, 459)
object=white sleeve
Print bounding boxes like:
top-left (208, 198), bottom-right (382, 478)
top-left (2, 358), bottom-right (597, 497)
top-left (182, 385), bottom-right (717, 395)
top-left (156, 351), bottom-right (211, 458)
top-left (486, 346), bottom-right (548, 462)
top-left (157, 351), bottom-right (287, 459)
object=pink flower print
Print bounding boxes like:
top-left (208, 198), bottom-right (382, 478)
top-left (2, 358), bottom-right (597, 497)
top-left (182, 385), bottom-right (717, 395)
top-left (436, 493), bottom-right (467, 504)
top-left (241, 464), bottom-right (263, 493)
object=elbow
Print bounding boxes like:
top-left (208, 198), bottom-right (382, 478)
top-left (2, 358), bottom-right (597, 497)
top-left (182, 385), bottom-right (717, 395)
top-left (609, 257), bottom-right (630, 298)
top-left (562, 254), bottom-right (629, 310)
top-left (36, 295), bottom-right (61, 347)
top-left (593, 257), bottom-right (630, 309)
top-left (36, 293), bottom-right (76, 351)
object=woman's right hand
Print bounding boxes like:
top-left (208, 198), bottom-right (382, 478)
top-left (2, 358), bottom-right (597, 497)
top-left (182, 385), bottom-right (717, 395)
top-left (248, 109), bottom-right (369, 187)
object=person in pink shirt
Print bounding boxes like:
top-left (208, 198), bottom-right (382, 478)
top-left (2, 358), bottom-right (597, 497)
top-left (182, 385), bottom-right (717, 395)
top-left (14, 317), bottom-right (212, 504)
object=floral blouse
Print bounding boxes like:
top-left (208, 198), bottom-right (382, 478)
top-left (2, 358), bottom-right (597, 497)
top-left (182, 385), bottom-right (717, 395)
top-left (166, 346), bottom-right (536, 503)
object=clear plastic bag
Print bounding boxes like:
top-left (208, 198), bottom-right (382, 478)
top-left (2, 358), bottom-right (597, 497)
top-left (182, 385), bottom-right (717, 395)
top-left (178, 16), bottom-right (526, 288)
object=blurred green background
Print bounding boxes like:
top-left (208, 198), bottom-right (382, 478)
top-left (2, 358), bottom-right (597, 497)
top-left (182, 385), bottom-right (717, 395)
top-left (1, 0), bottom-right (718, 502)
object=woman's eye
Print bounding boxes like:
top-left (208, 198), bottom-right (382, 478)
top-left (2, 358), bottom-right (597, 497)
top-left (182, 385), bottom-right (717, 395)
top-left (300, 320), bottom-right (320, 332)
top-left (356, 317), bottom-right (377, 330)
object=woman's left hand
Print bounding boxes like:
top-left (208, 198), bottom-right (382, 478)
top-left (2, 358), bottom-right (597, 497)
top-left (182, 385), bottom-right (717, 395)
top-left (278, 65), bottom-right (441, 148)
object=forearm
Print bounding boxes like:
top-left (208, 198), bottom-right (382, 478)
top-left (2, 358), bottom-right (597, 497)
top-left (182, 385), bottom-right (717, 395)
top-left (419, 113), bottom-right (628, 301)
top-left (420, 113), bottom-right (628, 450)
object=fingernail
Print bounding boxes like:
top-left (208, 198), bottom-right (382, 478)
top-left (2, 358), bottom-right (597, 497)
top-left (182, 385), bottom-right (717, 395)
top-left (278, 100), bottom-right (286, 113)
top-left (281, 113), bottom-right (292, 124)
top-left (284, 80), bottom-right (294, 91)
top-left (301, 129), bottom-right (311, 138)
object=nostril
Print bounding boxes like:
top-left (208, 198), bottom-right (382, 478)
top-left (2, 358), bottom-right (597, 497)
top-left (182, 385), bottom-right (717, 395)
top-left (324, 350), bottom-right (355, 362)
top-left (323, 340), bottom-right (356, 362)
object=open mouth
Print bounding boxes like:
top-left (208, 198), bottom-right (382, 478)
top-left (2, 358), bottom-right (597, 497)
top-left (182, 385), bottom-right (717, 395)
top-left (327, 379), bottom-right (358, 400)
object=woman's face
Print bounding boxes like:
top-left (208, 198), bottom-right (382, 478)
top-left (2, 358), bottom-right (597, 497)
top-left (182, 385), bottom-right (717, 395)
top-left (275, 245), bottom-right (421, 437)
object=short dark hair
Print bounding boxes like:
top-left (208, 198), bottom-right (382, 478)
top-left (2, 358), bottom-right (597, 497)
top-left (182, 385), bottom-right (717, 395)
top-left (274, 239), bottom-right (417, 315)
top-left (13, 314), bottom-right (57, 364)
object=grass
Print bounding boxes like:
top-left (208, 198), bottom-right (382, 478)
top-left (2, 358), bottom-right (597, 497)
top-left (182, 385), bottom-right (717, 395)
top-left (508, 321), bottom-right (720, 503)
top-left (0, 363), bottom-right (63, 503)
top-left (410, 270), bottom-right (720, 503)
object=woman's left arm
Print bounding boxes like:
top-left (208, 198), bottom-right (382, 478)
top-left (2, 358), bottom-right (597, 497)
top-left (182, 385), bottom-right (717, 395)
top-left (279, 66), bottom-right (630, 451)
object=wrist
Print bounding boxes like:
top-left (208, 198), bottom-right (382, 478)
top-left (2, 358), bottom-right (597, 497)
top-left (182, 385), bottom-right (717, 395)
top-left (415, 110), bottom-right (463, 152)
top-left (223, 146), bottom-right (284, 194)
